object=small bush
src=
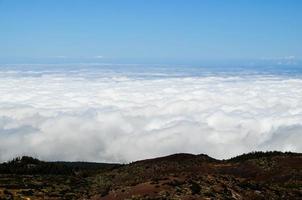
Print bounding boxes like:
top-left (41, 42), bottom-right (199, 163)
top-left (190, 181), bottom-right (201, 195)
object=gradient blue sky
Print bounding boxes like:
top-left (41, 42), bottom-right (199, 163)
top-left (0, 0), bottom-right (301, 65)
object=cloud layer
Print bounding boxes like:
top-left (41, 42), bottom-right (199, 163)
top-left (0, 67), bottom-right (302, 162)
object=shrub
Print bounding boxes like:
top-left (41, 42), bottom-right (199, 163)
top-left (190, 181), bottom-right (201, 195)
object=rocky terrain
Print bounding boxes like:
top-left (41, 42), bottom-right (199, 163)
top-left (0, 151), bottom-right (301, 200)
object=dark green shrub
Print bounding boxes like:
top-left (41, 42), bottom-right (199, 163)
top-left (190, 181), bottom-right (201, 195)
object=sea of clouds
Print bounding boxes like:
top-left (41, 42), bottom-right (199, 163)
top-left (0, 65), bottom-right (302, 162)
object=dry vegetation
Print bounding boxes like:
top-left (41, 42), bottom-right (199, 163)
top-left (0, 152), bottom-right (301, 200)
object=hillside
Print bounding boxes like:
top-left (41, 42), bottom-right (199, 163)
top-left (0, 151), bottom-right (301, 200)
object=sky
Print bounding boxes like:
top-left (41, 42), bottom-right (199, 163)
top-left (0, 0), bottom-right (301, 65)
top-left (0, 1), bottom-right (302, 162)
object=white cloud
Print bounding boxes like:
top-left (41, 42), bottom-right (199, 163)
top-left (260, 56), bottom-right (296, 60)
top-left (260, 56), bottom-right (299, 65)
top-left (0, 68), bottom-right (301, 162)
top-left (283, 56), bottom-right (296, 60)
top-left (53, 56), bottom-right (67, 58)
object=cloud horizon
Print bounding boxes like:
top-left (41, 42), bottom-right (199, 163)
top-left (0, 66), bottom-right (301, 163)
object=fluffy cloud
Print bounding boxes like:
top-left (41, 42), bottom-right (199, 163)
top-left (0, 67), bottom-right (302, 162)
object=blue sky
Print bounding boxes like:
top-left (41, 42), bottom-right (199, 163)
top-left (0, 0), bottom-right (301, 65)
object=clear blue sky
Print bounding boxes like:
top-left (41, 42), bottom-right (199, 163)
top-left (0, 0), bottom-right (301, 65)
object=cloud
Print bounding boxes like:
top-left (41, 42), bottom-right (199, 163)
top-left (0, 68), bottom-right (301, 162)
top-left (260, 56), bottom-right (299, 65)
top-left (53, 56), bottom-right (67, 58)
top-left (261, 56), bottom-right (296, 60)
top-left (283, 56), bottom-right (296, 60)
